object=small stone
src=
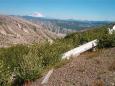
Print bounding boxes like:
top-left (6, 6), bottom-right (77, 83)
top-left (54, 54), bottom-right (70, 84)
top-left (111, 82), bottom-right (115, 86)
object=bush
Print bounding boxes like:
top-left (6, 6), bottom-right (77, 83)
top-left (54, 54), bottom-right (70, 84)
top-left (98, 33), bottom-right (115, 48)
top-left (0, 45), bottom-right (30, 86)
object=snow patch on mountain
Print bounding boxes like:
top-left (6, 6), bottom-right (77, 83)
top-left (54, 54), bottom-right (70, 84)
top-left (29, 12), bottom-right (44, 17)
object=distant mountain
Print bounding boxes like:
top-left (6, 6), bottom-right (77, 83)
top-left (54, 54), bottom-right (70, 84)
top-left (21, 16), bottom-right (112, 33)
top-left (0, 15), bottom-right (60, 47)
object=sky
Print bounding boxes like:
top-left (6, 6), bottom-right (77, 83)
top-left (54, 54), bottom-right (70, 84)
top-left (0, 0), bottom-right (115, 21)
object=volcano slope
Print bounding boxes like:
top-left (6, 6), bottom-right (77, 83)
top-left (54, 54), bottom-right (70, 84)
top-left (0, 15), bottom-right (59, 47)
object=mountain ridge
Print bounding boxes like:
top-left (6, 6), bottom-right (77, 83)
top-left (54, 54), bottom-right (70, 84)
top-left (21, 16), bottom-right (112, 33)
top-left (0, 15), bottom-right (60, 47)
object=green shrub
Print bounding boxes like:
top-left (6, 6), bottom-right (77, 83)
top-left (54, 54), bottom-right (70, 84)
top-left (98, 33), bottom-right (115, 48)
top-left (0, 45), bottom-right (30, 86)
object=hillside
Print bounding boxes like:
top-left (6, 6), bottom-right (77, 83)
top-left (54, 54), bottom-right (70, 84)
top-left (21, 25), bottom-right (115, 86)
top-left (0, 15), bottom-right (60, 47)
top-left (31, 48), bottom-right (115, 86)
top-left (0, 23), bottom-right (115, 86)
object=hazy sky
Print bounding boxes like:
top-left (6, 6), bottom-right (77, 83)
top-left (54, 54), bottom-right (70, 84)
top-left (0, 0), bottom-right (115, 21)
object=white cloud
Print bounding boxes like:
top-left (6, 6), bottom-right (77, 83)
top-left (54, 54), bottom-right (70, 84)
top-left (30, 12), bottom-right (44, 17)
